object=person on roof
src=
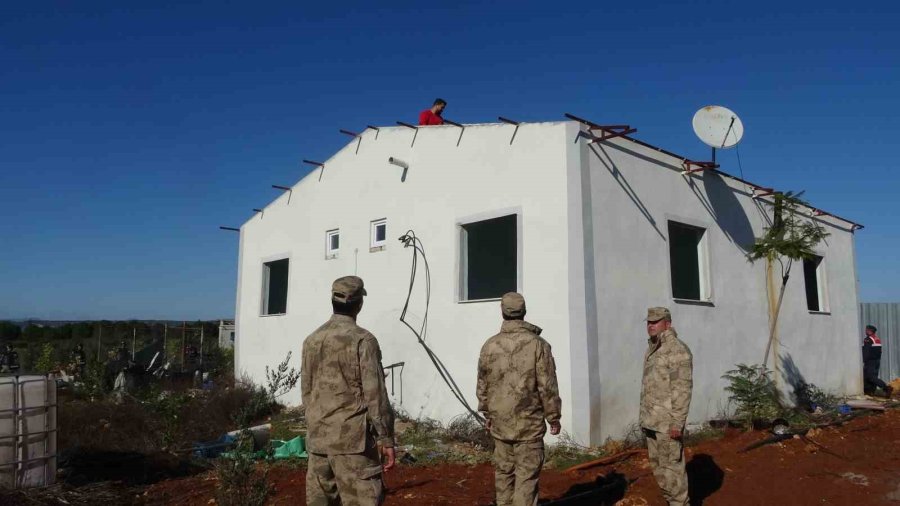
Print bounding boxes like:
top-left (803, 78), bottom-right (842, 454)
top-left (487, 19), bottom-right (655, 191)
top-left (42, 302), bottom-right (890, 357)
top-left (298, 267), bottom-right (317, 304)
top-left (418, 98), bottom-right (446, 125)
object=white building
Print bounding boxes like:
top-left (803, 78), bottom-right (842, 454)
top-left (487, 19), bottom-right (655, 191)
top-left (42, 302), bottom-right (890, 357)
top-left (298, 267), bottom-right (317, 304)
top-left (218, 320), bottom-right (235, 349)
top-left (232, 117), bottom-right (863, 445)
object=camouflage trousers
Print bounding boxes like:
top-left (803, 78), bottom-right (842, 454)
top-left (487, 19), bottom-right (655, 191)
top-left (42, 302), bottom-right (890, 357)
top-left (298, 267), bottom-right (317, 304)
top-left (644, 429), bottom-right (688, 506)
top-left (492, 439), bottom-right (544, 506)
top-left (306, 443), bottom-right (384, 506)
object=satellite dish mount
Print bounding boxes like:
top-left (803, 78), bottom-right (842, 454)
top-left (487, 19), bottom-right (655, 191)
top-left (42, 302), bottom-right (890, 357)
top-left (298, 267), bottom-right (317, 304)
top-left (692, 105), bottom-right (744, 165)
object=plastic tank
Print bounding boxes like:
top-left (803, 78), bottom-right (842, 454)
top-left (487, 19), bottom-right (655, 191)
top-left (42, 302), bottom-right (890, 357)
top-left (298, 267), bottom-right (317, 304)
top-left (0, 375), bottom-right (57, 488)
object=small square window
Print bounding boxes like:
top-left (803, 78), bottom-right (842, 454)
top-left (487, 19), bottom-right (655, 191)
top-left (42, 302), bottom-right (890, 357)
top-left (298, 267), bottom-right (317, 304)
top-left (668, 221), bottom-right (710, 301)
top-left (371, 219), bottom-right (387, 250)
top-left (803, 255), bottom-right (828, 312)
top-left (326, 229), bottom-right (340, 258)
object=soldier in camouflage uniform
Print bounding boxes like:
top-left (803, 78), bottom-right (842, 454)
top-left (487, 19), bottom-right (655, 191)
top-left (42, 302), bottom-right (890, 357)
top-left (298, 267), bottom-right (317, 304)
top-left (477, 292), bottom-right (561, 506)
top-left (640, 307), bottom-right (693, 506)
top-left (301, 276), bottom-right (395, 506)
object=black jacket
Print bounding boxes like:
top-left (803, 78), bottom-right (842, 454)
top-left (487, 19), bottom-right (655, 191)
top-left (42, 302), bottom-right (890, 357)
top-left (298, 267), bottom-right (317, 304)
top-left (862, 336), bottom-right (882, 362)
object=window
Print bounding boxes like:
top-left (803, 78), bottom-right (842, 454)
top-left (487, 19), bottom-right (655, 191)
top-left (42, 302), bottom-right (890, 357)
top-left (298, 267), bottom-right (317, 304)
top-left (371, 219), bottom-right (387, 250)
top-left (326, 229), bottom-right (340, 258)
top-left (668, 221), bottom-right (710, 301)
top-left (803, 255), bottom-right (827, 312)
top-left (262, 258), bottom-right (289, 315)
top-left (229, 331), bottom-right (235, 342)
top-left (459, 214), bottom-right (518, 301)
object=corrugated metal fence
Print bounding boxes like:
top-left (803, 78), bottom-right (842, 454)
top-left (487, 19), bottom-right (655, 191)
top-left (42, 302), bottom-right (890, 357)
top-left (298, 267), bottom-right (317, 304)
top-left (860, 303), bottom-right (900, 381)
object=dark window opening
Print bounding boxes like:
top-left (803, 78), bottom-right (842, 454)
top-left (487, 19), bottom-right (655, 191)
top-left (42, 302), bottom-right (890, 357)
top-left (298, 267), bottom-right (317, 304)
top-left (803, 256), bottom-right (822, 311)
top-left (263, 258), bottom-right (289, 315)
top-left (375, 223), bottom-right (386, 242)
top-left (668, 221), bottom-right (704, 300)
top-left (462, 214), bottom-right (517, 300)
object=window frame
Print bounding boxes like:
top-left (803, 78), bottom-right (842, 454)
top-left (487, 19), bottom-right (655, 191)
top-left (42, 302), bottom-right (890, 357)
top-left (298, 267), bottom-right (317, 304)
top-left (455, 208), bottom-right (522, 303)
top-left (665, 218), bottom-right (713, 304)
top-left (370, 218), bottom-right (387, 251)
top-left (325, 229), bottom-right (340, 259)
top-left (803, 254), bottom-right (829, 313)
top-left (260, 257), bottom-right (290, 316)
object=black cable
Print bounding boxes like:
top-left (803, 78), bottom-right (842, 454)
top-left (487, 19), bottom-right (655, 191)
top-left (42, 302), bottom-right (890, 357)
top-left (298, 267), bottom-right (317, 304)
top-left (735, 142), bottom-right (751, 195)
top-left (398, 230), bottom-right (484, 423)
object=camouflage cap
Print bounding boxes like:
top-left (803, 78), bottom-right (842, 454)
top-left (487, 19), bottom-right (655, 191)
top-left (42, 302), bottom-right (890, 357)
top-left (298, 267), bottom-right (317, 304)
top-left (645, 307), bottom-right (672, 322)
top-left (332, 276), bottom-right (367, 303)
top-left (501, 292), bottom-right (526, 318)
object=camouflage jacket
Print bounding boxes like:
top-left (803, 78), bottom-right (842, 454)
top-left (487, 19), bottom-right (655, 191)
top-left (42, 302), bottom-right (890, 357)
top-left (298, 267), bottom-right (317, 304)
top-left (476, 320), bottom-right (562, 442)
top-left (301, 314), bottom-right (395, 454)
top-left (639, 329), bottom-right (693, 433)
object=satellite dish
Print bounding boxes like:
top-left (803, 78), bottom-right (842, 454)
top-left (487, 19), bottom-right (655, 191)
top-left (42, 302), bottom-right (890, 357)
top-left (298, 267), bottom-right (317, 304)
top-left (692, 106), bottom-right (744, 149)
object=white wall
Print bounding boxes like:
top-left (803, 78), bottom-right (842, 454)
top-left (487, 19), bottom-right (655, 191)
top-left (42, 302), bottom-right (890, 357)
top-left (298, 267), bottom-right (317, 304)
top-left (236, 122), bottom-right (581, 438)
top-left (234, 119), bottom-right (862, 446)
top-left (580, 130), bottom-right (862, 441)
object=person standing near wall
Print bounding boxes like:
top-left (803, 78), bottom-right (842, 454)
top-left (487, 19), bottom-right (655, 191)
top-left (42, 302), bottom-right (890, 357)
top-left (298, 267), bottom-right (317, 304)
top-left (418, 98), bottom-right (446, 125)
top-left (862, 325), bottom-right (893, 397)
top-left (302, 276), bottom-right (395, 506)
top-left (640, 307), bottom-right (693, 506)
top-left (477, 292), bottom-right (561, 506)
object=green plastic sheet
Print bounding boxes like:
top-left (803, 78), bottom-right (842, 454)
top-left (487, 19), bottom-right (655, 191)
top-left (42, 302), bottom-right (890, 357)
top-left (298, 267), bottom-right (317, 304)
top-left (272, 436), bottom-right (308, 459)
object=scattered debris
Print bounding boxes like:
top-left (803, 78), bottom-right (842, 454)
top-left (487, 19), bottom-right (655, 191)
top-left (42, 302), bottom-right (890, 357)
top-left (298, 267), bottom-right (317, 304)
top-left (846, 399), bottom-right (886, 411)
top-left (840, 472), bottom-right (869, 486)
top-left (564, 449), bottom-right (644, 473)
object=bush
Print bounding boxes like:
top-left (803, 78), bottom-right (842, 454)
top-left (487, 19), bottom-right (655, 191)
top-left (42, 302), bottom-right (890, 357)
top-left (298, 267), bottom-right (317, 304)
top-left (446, 413), bottom-right (492, 449)
top-left (545, 432), bottom-right (603, 469)
top-left (79, 359), bottom-right (109, 399)
top-left (35, 342), bottom-right (56, 373)
top-left (214, 448), bottom-right (271, 506)
top-left (795, 382), bottom-right (841, 412)
top-left (232, 385), bottom-right (275, 429)
top-left (722, 364), bottom-right (781, 429)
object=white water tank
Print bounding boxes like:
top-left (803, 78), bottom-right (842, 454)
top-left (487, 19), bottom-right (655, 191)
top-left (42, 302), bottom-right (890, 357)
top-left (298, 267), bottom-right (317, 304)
top-left (0, 375), bottom-right (57, 488)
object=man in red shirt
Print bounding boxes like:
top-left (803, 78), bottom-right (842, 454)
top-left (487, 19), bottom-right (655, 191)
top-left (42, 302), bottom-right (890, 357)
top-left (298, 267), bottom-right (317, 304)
top-left (418, 98), bottom-right (446, 125)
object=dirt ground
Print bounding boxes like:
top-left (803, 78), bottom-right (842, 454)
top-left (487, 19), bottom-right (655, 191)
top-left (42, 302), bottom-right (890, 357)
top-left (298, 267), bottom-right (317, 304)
top-left (141, 407), bottom-right (900, 505)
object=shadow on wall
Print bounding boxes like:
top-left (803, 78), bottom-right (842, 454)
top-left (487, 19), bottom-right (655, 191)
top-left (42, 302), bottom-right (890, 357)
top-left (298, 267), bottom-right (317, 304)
top-left (780, 353), bottom-right (816, 410)
top-left (589, 144), bottom-right (665, 241)
top-left (699, 171), bottom-right (756, 253)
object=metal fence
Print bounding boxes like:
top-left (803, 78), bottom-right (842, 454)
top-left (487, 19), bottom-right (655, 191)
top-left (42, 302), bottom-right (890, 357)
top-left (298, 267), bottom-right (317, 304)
top-left (860, 303), bottom-right (900, 381)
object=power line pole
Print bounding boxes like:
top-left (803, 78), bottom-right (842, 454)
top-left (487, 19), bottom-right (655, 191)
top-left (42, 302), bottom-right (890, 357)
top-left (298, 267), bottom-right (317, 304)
top-left (163, 324), bottom-right (168, 365)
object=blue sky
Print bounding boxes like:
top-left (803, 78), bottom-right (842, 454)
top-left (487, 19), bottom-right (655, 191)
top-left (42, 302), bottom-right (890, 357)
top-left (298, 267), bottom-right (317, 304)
top-left (1, 1), bottom-right (897, 320)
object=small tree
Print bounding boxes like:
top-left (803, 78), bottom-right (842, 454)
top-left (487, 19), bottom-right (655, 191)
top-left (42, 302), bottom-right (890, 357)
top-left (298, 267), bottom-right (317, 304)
top-left (748, 191), bottom-right (829, 367)
top-left (722, 364), bottom-right (781, 428)
top-left (34, 343), bottom-right (56, 373)
top-left (264, 351), bottom-right (300, 403)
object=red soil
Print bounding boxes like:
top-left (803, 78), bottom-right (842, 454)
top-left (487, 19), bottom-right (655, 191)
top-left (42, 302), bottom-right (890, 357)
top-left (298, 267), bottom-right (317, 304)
top-left (142, 407), bottom-right (900, 505)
